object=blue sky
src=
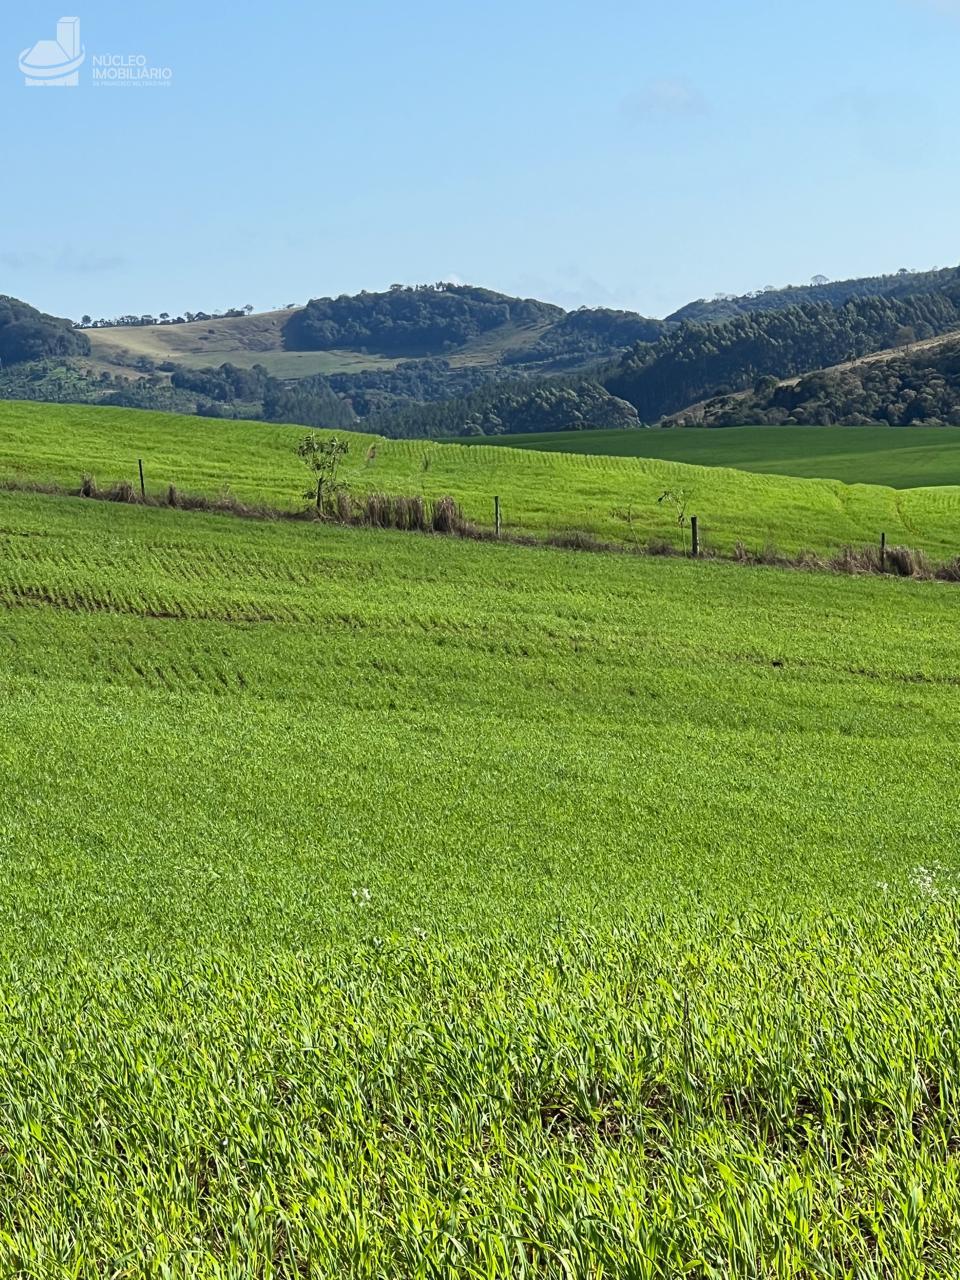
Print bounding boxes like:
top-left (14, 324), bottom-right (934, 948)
top-left (5, 0), bottom-right (960, 321)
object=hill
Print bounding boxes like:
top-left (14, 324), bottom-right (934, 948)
top-left (455, 424), bottom-right (960, 489)
top-left (84, 287), bottom-right (667, 384)
top-left (686, 335), bottom-right (960, 430)
top-left (604, 290), bottom-right (960, 423)
top-left (0, 295), bottom-right (89, 366)
top-left (84, 307), bottom-right (392, 378)
top-left (283, 283), bottom-right (564, 357)
top-left (667, 264), bottom-right (960, 325)
top-left (3, 400), bottom-right (960, 557)
top-left (65, 288), bottom-right (670, 431)
top-left (2, 473), bottom-right (960, 1268)
top-left (15, 265), bottom-right (960, 438)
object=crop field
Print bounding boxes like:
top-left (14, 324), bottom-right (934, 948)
top-left (1, 479), bottom-right (960, 1274)
top-left (5, 401), bottom-right (960, 559)
top-left (2, 400), bottom-right (960, 1271)
top-left (460, 425), bottom-right (960, 490)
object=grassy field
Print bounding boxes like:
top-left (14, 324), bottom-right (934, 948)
top-left (2, 483), bottom-right (960, 1272)
top-left (5, 401), bottom-right (960, 559)
top-left (84, 311), bottom-right (553, 379)
top-left (458, 424), bottom-right (960, 489)
top-left (86, 311), bottom-right (400, 378)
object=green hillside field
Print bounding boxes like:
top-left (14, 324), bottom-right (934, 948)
top-left (5, 401), bottom-right (960, 558)
top-left (455, 424), bottom-right (960, 489)
top-left (2, 483), bottom-right (960, 1272)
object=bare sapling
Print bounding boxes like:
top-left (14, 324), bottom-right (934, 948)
top-left (658, 489), bottom-right (692, 556)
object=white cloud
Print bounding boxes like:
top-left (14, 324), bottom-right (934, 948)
top-left (0, 251), bottom-right (44, 271)
top-left (0, 247), bottom-right (125, 275)
top-left (619, 78), bottom-right (707, 120)
top-left (905, 0), bottom-right (960, 14)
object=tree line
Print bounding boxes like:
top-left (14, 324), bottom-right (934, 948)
top-left (75, 306), bottom-right (256, 329)
top-left (366, 379), bottom-right (640, 439)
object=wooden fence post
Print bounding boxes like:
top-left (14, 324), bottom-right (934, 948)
top-left (494, 495), bottom-right (502, 539)
top-left (690, 515), bottom-right (700, 559)
top-left (138, 459), bottom-right (146, 500)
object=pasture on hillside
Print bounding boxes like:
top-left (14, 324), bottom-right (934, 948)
top-left (1, 487), bottom-right (960, 1272)
top-left (456, 424), bottom-right (960, 489)
top-left (5, 401), bottom-right (960, 558)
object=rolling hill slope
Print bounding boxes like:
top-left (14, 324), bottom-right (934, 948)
top-left (85, 309), bottom-right (399, 378)
top-left (3, 400), bottom-right (960, 557)
top-left (455, 425), bottom-right (960, 489)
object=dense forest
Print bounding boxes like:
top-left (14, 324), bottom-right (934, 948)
top-left (685, 340), bottom-right (960, 427)
top-left (604, 291), bottom-right (960, 421)
top-left (501, 308), bottom-right (668, 371)
top-left (169, 363), bottom-right (355, 427)
top-left (284, 284), bottom-right (563, 357)
top-left (328, 360), bottom-right (495, 416)
top-left (367, 379), bottom-right (640, 439)
top-left (0, 296), bottom-right (89, 366)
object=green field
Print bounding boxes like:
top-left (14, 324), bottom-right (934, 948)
top-left (458, 424), bottom-right (960, 489)
top-left (2, 478), bottom-right (960, 1273)
top-left (5, 401), bottom-right (960, 558)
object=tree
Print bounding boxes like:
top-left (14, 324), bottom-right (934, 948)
top-left (811, 275), bottom-right (830, 287)
top-left (297, 434), bottom-right (350, 512)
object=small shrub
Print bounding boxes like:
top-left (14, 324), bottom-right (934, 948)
top-left (431, 496), bottom-right (463, 534)
top-left (885, 545), bottom-right (931, 578)
top-left (107, 480), bottom-right (138, 504)
top-left (333, 490), bottom-right (353, 524)
top-left (545, 530), bottom-right (610, 553)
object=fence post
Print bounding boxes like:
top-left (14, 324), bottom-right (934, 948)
top-left (494, 495), bottom-right (502, 539)
top-left (690, 515), bottom-right (699, 559)
top-left (138, 459), bottom-right (146, 500)
top-left (880, 531), bottom-right (886, 572)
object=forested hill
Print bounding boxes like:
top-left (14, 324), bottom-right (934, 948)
top-left (501, 308), bottom-right (668, 370)
top-left (10, 266), bottom-right (960, 435)
top-left (667, 266), bottom-right (960, 326)
top-left (686, 338), bottom-right (960, 428)
top-left (283, 284), bottom-right (564, 357)
top-left (0, 296), bottom-right (89, 366)
top-left (604, 289), bottom-right (960, 422)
